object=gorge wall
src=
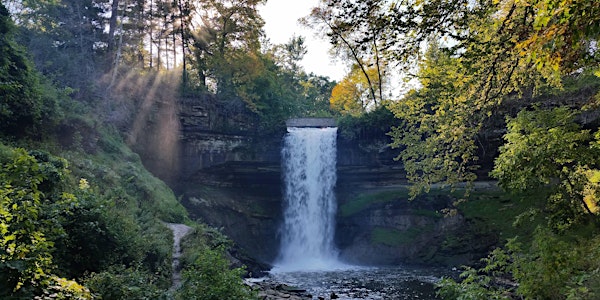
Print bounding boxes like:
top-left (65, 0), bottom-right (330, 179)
top-left (129, 95), bottom-right (496, 268)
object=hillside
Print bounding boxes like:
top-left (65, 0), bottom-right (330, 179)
top-left (0, 3), bottom-right (255, 298)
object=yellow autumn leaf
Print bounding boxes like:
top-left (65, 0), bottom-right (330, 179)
top-left (583, 194), bottom-right (599, 214)
top-left (588, 170), bottom-right (600, 183)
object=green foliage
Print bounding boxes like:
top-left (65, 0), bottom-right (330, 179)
top-left (388, 43), bottom-right (481, 197)
top-left (337, 103), bottom-right (397, 141)
top-left (65, 126), bottom-right (188, 223)
top-left (188, 10), bottom-right (335, 134)
top-left (0, 2), bottom-right (71, 140)
top-left (53, 185), bottom-right (148, 277)
top-left (333, 0), bottom-right (600, 194)
top-left (176, 246), bottom-right (254, 300)
top-left (0, 112), bottom-right (188, 298)
top-left (492, 107), bottom-right (593, 191)
top-left (175, 224), bottom-right (256, 300)
top-left (510, 228), bottom-right (600, 299)
top-left (178, 223), bottom-right (233, 264)
top-left (438, 229), bottom-right (600, 300)
top-left (218, 46), bottom-right (334, 134)
top-left (0, 148), bottom-right (55, 296)
top-left (0, 147), bottom-right (91, 299)
top-left (49, 130), bottom-right (186, 285)
top-left (491, 107), bottom-right (600, 230)
top-left (439, 120), bottom-right (600, 299)
top-left (189, 0), bottom-right (265, 92)
top-left (172, 224), bottom-right (255, 300)
top-left (437, 248), bottom-right (513, 300)
top-left (303, 3), bottom-right (389, 107)
top-left (0, 4), bottom-right (220, 299)
top-left (0, 3), bottom-right (44, 136)
top-left (13, 0), bottom-right (110, 100)
top-left (457, 189), bottom-right (546, 244)
top-left (38, 276), bottom-right (93, 300)
top-left (85, 265), bottom-right (168, 300)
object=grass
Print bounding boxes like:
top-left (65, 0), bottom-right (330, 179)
top-left (61, 125), bottom-right (188, 223)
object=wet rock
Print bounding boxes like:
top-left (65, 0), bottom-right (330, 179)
top-left (246, 279), bottom-right (312, 300)
top-left (276, 284), bottom-right (307, 293)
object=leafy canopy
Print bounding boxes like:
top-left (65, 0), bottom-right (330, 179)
top-left (311, 0), bottom-right (600, 190)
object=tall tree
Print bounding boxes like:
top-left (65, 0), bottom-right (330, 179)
top-left (189, 0), bottom-right (265, 94)
top-left (0, 3), bottom-right (44, 136)
top-left (316, 0), bottom-right (600, 190)
top-left (330, 62), bottom-right (384, 116)
top-left (10, 0), bottom-right (110, 98)
top-left (108, 0), bottom-right (120, 52)
top-left (268, 35), bottom-right (308, 75)
top-left (302, 1), bottom-right (390, 107)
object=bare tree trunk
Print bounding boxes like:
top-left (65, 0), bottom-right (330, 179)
top-left (149, 0), bottom-right (153, 68)
top-left (325, 20), bottom-right (378, 107)
top-left (177, 0), bottom-right (187, 76)
top-left (165, 37), bottom-right (169, 69)
top-left (108, 0), bottom-right (120, 52)
top-left (138, 1), bottom-right (145, 66)
top-left (318, 13), bottom-right (380, 107)
top-left (172, 18), bottom-right (177, 67)
top-left (157, 40), bottom-right (161, 70)
top-left (373, 34), bottom-right (383, 103)
top-left (164, 13), bottom-right (170, 69)
top-left (108, 22), bottom-right (124, 91)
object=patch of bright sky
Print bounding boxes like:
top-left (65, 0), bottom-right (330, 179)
top-left (259, 0), bottom-right (347, 81)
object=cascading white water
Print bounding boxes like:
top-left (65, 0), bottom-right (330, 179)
top-left (274, 127), bottom-right (344, 272)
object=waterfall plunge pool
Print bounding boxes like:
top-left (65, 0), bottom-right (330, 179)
top-left (259, 265), bottom-right (454, 300)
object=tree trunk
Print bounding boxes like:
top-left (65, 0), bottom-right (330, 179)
top-left (172, 15), bottom-right (177, 67)
top-left (107, 22), bottom-right (124, 92)
top-left (165, 36), bottom-right (169, 69)
top-left (373, 34), bottom-right (383, 103)
top-left (177, 0), bottom-right (187, 77)
top-left (149, 0), bottom-right (153, 68)
top-left (108, 0), bottom-right (120, 52)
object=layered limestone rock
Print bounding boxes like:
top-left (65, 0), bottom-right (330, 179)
top-left (130, 94), bottom-right (495, 268)
top-left (335, 187), bottom-right (496, 266)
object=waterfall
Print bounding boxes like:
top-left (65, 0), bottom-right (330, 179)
top-left (274, 127), bottom-right (343, 272)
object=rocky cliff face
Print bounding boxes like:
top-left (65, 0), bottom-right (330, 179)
top-left (130, 95), bottom-right (495, 268)
top-left (335, 187), bottom-right (497, 266)
top-left (129, 95), bottom-right (284, 263)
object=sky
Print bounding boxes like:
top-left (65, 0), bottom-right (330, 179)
top-left (258, 0), bottom-right (347, 81)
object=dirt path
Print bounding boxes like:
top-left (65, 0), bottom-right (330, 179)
top-left (166, 223), bottom-right (193, 292)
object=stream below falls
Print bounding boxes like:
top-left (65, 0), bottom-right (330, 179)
top-left (257, 266), bottom-right (454, 300)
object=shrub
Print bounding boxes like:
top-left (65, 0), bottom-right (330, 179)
top-left (85, 265), bottom-right (168, 300)
top-left (176, 246), bottom-right (254, 300)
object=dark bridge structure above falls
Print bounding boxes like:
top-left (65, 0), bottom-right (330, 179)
top-left (286, 118), bottom-right (337, 128)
